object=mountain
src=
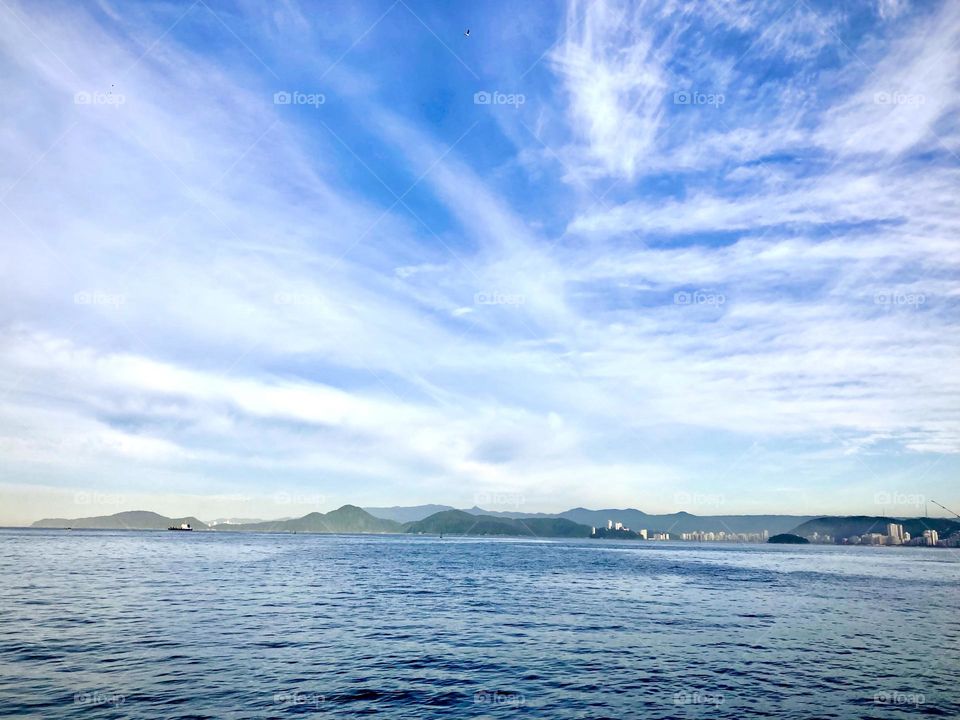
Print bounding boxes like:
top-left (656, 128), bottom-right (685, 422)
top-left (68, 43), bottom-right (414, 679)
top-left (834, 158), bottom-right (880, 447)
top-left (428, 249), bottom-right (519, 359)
top-left (41, 506), bottom-right (948, 540)
top-left (322, 505), bottom-right (403, 533)
top-left (789, 516), bottom-right (960, 541)
top-left (461, 506), bottom-right (558, 518)
top-left (461, 506), bottom-right (526, 518)
top-left (371, 505), bottom-right (815, 533)
top-left (31, 506), bottom-right (400, 533)
top-left (557, 507), bottom-right (649, 528)
top-left (649, 513), bottom-right (815, 535)
top-left (363, 504), bottom-right (455, 523)
top-left (31, 511), bottom-right (208, 530)
top-left (214, 505), bottom-right (402, 533)
top-left (403, 510), bottom-right (591, 538)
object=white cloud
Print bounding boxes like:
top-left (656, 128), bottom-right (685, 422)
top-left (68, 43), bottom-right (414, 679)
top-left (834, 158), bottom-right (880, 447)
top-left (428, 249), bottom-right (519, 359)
top-left (816, 1), bottom-right (960, 157)
top-left (549, 0), bottom-right (668, 180)
top-left (1, 0), bottom-right (958, 524)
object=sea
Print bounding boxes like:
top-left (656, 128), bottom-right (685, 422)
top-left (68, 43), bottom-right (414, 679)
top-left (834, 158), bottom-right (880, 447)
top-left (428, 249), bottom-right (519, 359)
top-left (1, 529), bottom-right (958, 718)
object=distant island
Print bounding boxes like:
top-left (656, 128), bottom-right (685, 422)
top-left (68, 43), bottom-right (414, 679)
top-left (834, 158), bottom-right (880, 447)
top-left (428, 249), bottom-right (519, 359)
top-left (32, 510), bottom-right (207, 531)
top-left (768, 533), bottom-right (809, 544)
top-left (32, 506), bottom-right (401, 534)
top-left (26, 506), bottom-right (960, 546)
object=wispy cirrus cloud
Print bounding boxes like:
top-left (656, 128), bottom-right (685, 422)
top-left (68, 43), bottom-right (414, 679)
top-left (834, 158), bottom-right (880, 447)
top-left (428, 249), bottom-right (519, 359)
top-left (1, 0), bottom-right (957, 524)
top-left (548, 0), bottom-right (668, 181)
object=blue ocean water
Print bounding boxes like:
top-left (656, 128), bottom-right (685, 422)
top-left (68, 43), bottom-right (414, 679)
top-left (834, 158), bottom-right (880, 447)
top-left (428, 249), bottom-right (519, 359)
top-left (1, 530), bottom-right (957, 718)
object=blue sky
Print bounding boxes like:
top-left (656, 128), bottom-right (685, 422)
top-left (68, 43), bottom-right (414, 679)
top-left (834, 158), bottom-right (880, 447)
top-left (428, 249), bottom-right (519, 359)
top-left (1, 0), bottom-right (958, 523)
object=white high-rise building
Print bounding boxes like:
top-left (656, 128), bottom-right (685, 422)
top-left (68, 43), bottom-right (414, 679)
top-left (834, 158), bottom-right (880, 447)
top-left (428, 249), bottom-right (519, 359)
top-left (923, 529), bottom-right (939, 546)
top-left (639, 529), bottom-right (648, 539)
top-left (886, 523), bottom-right (904, 545)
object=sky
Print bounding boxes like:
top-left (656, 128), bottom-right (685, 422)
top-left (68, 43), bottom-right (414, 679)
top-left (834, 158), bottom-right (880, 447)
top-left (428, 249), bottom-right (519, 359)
top-left (1, 0), bottom-right (958, 525)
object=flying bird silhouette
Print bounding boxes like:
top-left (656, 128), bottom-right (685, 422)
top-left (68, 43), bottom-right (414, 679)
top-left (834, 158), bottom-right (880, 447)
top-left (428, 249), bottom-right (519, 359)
top-left (464, 29), bottom-right (470, 37)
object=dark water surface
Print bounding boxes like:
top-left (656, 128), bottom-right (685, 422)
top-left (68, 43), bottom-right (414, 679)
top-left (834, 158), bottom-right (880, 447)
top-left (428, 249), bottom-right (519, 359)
top-left (1, 530), bottom-right (958, 718)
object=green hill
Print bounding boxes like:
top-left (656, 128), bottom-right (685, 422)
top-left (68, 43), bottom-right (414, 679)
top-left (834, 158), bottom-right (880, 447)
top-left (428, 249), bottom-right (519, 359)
top-left (768, 533), bottom-right (809, 544)
top-left (31, 511), bottom-right (207, 530)
top-left (789, 516), bottom-right (960, 541)
top-left (214, 505), bottom-right (401, 533)
top-left (403, 509), bottom-right (591, 537)
top-left (324, 504), bottom-right (404, 533)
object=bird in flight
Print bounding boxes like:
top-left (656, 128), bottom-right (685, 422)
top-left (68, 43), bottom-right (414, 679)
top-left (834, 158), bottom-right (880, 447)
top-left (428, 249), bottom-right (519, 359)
top-left (464, 29), bottom-right (470, 37)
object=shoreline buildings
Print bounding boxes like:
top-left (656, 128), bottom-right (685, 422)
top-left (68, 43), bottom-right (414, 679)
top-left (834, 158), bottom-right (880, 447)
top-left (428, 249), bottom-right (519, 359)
top-left (842, 524), bottom-right (958, 547)
top-left (592, 517), bottom-right (959, 547)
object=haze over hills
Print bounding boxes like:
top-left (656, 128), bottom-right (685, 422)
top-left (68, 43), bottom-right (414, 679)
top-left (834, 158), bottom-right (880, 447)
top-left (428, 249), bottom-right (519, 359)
top-left (363, 505), bottom-right (816, 535)
top-left (362, 505), bottom-right (456, 523)
top-left (28, 506), bottom-right (958, 543)
top-left (29, 505), bottom-right (817, 535)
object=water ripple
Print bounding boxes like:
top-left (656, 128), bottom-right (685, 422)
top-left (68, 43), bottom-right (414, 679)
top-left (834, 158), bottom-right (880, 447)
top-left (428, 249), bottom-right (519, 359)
top-left (0, 530), bottom-right (957, 719)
